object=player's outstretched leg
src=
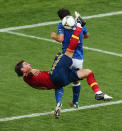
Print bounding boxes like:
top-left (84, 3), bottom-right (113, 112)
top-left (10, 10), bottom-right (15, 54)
top-left (87, 72), bottom-right (113, 101)
top-left (54, 103), bottom-right (62, 119)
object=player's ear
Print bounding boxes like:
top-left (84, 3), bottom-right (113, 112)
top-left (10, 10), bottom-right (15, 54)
top-left (21, 68), bottom-right (25, 72)
top-left (21, 68), bottom-right (30, 74)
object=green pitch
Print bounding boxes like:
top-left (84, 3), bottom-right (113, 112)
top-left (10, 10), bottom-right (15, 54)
top-left (0, 0), bottom-right (122, 130)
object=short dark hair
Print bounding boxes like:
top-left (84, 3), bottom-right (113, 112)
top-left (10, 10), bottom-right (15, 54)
top-left (15, 60), bottom-right (24, 77)
top-left (57, 8), bottom-right (71, 20)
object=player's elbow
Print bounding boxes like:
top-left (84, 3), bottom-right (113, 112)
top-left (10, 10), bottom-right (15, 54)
top-left (57, 34), bottom-right (64, 42)
top-left (84, 32), bottom-right (90, 38)
top-left (58, 38), bottom-right (64, 43)
top-left (57, 35), bottom-right (64, 42)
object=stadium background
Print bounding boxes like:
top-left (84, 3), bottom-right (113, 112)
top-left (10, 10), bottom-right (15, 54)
top-left (0, 0), bottom-right (122, 130)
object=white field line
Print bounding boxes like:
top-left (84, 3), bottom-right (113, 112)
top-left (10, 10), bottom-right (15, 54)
top-left (7, 31), bottom-right (122, 57)
top-left (0, 100), bottom-right (122, 122)
top-left (0, 11), bottom-right (122, 32)
top-left (83, 47), bottom-right (122, 57)
top-left (7, 31), bottom-right (58, 43)
top-left (0, 21), bottom-right (60, 32)
top-left (0, 11), bottom-right (121, 123)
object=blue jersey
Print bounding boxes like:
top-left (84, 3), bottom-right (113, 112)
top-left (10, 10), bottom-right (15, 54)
top-left (58, 22), bottom-right (88, 60)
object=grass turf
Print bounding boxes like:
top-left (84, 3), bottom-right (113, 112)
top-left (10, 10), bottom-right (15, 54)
top-left (0, 0), bottom-right (122, 130)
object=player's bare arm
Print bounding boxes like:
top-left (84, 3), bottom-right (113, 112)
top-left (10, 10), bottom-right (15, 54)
top-left (83, 32), bottom-right (89, 38)
top-left (51, 32), bottom-right (64, 42)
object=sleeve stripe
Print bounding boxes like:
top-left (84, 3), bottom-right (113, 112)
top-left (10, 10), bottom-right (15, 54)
top-left (90, 82), bottom-right (98, 87)
top-left (72, 35), bottom-right (79, 40)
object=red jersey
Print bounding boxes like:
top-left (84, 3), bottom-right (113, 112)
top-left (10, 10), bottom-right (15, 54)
top-left (23, 71), bottom-right (58, 90)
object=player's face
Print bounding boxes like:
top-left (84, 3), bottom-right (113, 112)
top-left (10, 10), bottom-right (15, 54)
top-left (22, 62), bottom-right (32, 72)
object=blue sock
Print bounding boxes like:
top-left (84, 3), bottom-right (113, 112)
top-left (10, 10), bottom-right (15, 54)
top-left (72, 83), bottom-right (81, 103)
top-left (55, 87), bottom-right (64, 104)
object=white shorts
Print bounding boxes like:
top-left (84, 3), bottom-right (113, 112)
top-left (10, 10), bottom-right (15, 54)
top-left (70, 58), bottom-right (83, 70)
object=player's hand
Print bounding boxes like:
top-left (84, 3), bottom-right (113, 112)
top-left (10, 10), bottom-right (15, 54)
top-left (75, 11), bottom-right (86, 27)
top-left (75, 11), bottom-right (80, 19)
top-left (31, 69), bottom-right (40, 76)
top-left (51, 32), bottom-right (56, 39)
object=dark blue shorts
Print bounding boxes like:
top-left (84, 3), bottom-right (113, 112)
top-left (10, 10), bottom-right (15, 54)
top-left (49, 54), bottom-right (81, 88)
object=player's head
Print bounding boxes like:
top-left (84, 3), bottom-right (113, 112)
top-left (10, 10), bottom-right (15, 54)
top-left (57, 8), bottom-right (71, 20)
top-left (15, 60), bottom-right (32, 77)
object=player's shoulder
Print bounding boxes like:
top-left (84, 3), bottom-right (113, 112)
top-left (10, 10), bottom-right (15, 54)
top-left (58, 22), bottom-right (64, 28)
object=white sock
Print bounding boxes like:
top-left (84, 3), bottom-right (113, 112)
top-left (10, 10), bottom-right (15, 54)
top-left (96, 91), bottom-right (103, 95)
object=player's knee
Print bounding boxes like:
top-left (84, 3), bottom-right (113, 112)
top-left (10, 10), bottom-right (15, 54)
top-left (86, 69), bottom-right (92, 76)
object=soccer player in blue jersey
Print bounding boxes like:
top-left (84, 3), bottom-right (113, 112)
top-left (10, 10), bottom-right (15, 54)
top-left (51, 8), bottom-right (89, 108)
top-left (52, 21), bottom-right (112, 118)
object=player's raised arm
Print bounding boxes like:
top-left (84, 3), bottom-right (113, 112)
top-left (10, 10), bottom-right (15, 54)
top-left (51, 32), bottom-right (64, 43)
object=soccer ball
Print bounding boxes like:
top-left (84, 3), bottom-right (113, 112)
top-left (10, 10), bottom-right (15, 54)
top-left (62, 16), bottom-right (75, 30)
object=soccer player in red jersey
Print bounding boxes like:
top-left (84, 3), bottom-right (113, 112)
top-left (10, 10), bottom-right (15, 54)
top-left (15, 22), bottom-right (112, 118)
